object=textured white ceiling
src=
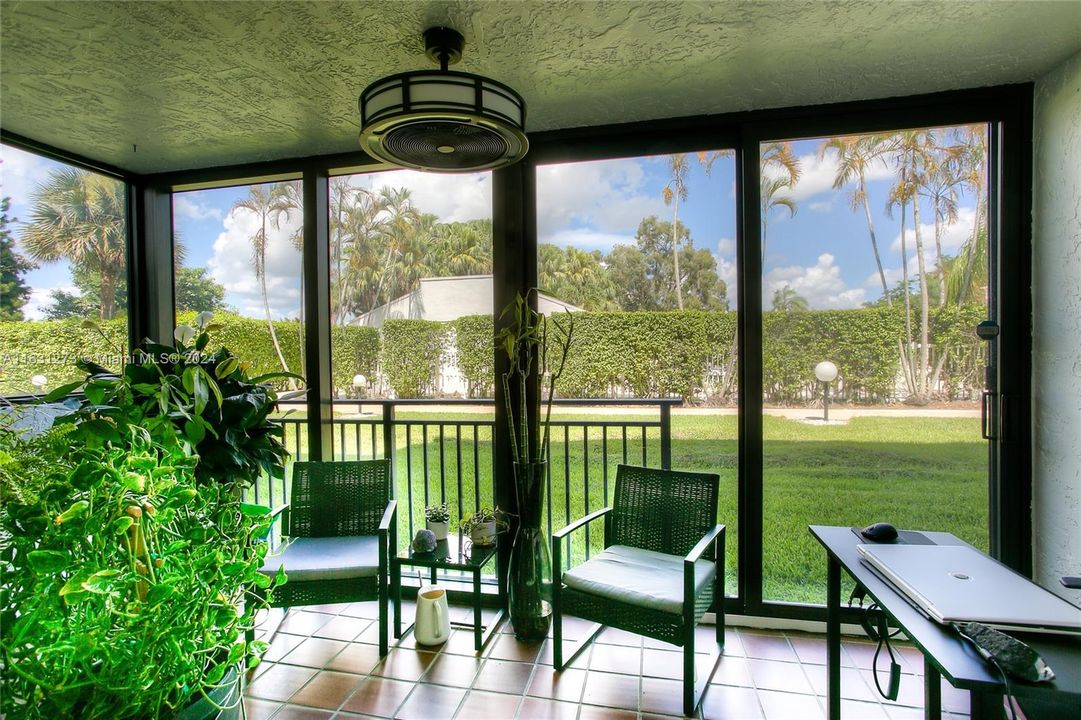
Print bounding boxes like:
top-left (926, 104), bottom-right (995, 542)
top-left (2, 0), bottom-right (1080, 174)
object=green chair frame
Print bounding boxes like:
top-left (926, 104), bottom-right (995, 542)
top-left (252, 459), bottom-right (397, 657)
top-left (552, 464), bottom-right (725, 716)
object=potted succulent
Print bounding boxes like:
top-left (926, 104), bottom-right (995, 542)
top-left (497, 291), bottom-right (574, 641)
top-left (424, 503), bottom-right (451, 541)
top-left (0, 314), bottom-right (293, 719)
top-left (460, 507), bottom-right (508, 547)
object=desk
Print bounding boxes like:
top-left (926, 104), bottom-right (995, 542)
top-left (391, 534), bottom-right (505, 653)
top-left (810, 526), bottom-right (1081, 720)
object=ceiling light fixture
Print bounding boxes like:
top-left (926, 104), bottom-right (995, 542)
top-left (358, 27), bottom-right (528, 173)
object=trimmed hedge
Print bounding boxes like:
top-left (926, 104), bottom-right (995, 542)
top-left (380, 319), bottom-right (447, 398)
top-left (453, 315), bottom-right (495, 398)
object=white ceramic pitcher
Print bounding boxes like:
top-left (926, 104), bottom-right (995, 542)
top-left (414, 584), bottom-right (451, 646)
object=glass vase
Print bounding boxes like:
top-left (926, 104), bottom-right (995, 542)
top-left (507, 461), bottom-right (552, 642)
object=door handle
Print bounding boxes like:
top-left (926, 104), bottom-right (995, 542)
top-left (981, 391), bottom-right (996, 440)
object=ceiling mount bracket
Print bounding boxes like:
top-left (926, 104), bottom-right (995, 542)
top-left (423, 27), bottom-right (463, 71)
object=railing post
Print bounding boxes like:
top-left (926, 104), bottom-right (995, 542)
top-left (660, 401), bottom-right (673, 470)
top-left (382, 403), bottom-right (395, 483)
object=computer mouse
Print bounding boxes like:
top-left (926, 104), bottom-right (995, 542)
top-left (860, 522), bottom-right (898, 542)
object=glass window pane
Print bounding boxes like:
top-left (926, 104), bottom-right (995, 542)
top-left (0, 144), bottom-right (128, 396)
top-left (537, 152), bottom-right (738, 595)
top-left (760, 125), bottom-right (991, 604)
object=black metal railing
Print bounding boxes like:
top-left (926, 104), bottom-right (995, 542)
top-left (254, 398), bottom-right (680, 571)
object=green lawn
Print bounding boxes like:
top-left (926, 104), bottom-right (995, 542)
top-left (260, 411), bottom-right (986, 606)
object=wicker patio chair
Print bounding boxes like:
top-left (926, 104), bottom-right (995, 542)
top-left (252, 459), bottom-right (397, 657)
top-left (552, 464), bottom-right (725, 716)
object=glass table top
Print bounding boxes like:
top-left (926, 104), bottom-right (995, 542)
top-left (395, 532), bottom-right (497, 570)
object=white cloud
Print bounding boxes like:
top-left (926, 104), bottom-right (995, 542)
top-left (766, 148), bottom-right (893, 204)
top-left (22, 285), bottom-right (80, 321)
top-left (717, 237), bottom-right (735, 257)
top-left (173, 193), bottom-right (223, 222)
top-left (207, 204), bottom-right (303, 320)
top-left (544, 229), bottom-right (635, 251)
top-left (764, 253), bottom-right (865, 309)
top-left (888, 206), bottom-right (977, 256)
top-left (809, 199), bottom-right (836, 213)
top-left (536, 159), bottom-right (665, 240)
top-left (355, 170), bottom-right (492, 223)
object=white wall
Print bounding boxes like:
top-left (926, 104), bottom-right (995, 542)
top-left (1032, 49), bottom-right (1081, 600)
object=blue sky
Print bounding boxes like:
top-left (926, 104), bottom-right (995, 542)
top-left (3, 130), bottom-right (981, 319)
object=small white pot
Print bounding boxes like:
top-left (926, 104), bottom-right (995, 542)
top-left (470, 521), bottom-right (497, 547)
top-left (426, 520), bottom-right (449, 541)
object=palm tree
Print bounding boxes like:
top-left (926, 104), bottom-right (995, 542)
top-left (952, 125), bottom-right (989, 304)
top-left (21, 168), bottom-right (126, 319)
top-left (433, 222), bottom-right (491, 276)
top-left (920, 144), bottom-right (964, 306)
top-left (771, 284), bottom-right (808, 312)
top-left (232, 183), bottom-right (293, 375)
top-left (338, 186), bottom-right (387, 322)
top-left (887, 129), bottom-right (936, 400)
top-left (820, 134), bottom-right (891, 304)
top-left (370, 187), bottom-right (419, 313)
top-left (760, 142), bottom-right (801, 261)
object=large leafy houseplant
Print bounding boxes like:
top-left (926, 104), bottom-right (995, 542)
top-left (496, 292), bottom-right (573, 641)
top-left (0, 314), bottom-right (293, 718)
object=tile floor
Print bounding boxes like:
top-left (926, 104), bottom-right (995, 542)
top-left (244, 601), bottom-right (975, 719)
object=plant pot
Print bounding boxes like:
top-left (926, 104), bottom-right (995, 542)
top-left (470, 521), bottom-right (498, 547)
top-left (508, 461), bottom-right (552, 642)
top-left (426, 520), bottom-right (449, 541)
top-left (178, 665), bottom-right (242, 720)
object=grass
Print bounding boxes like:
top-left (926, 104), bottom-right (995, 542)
top-left (257, 411), bottom-right (986, 607)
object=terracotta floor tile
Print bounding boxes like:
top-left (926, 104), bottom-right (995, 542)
top-left (757, 688), bottom-right (826, 719)
top-left (526, 666), bottom-right (587, 703)
top-left (313, 615), bottom-right (370, 642)
top-left (581, 671), bottom-right (640, 711)
top-left (280, 637), bottom-right (349, 669)
top-left (536, 637), bottom-right (589, 668)
top-left (700, 684), bottom-right (764, 719)
top-left (288, 669), bottom-right (364, 710)
top-left (788, 634), bottom-right (829, 665)
top-left (326, 643), bottom-right (384, 675)
top-left (884, 705), bottom-right (927, 720)
top-left (859, 670), bottom-right (924, 708)
top-left (394, 683), bottom-right (466, 720)
top-left (806, 664), bottom-right (879, 702)
top-left (307, 602), bottom-right (352, 614)
top-left (516, 697), bottom-right (580, 720)
top-left (372, 649), bottom-right (437, 682)
top-left (263, 633), bottom-right (307, 663)
top-left (245, 663), bottom-right (318, 702)
top-left (577, 704), bottom-right (639, 720)
top-left (746, 657), bottom-right (814, 695)
top-left (840, 699), bottom-right (891, 719)
top-left (710, 655), bottom-right (754, 688)
top-left (455, 689), bottom-right (523, 719)
top-left (279, 611), bottom-right (336, 636)
top-left (423, 653), bottom-right (484, 688)
top-left (345, 600), bottom-right (384, 620)
top-left (473, 658), bottom-right (534, 695)
top-left (719, 630), bottom-right (746, 657)
top-left (271, 705), bottom-right (335, 719)
top-left (640, 676), bottom-right (685, 716)
top-left (340, 676), bottom-right (413, 717)
top-left (487, 633), bottom-right (544, 663)
top-left (739, 631), bottom-right (799, 663)
top-left (843, 640), bottom-right (881, 669)
top-left (242, 697), bottom-right (282, 720)
top-left (558, 616), bottom-right (602, 643)
top-left (598, 627), bottom-right (643, 647)
top-left (589, 642), bottom-right (642, 675)
top-left (443, 627), bottom-right (487, 656)
top-left (940, 678), bottom-right (970, 715)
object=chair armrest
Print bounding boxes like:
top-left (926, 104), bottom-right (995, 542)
top-left (552, 507), bottom-right (612, 541)
top-left (684, 524), bottom-right (725, 564)
top-left (378, 500), bottom-right (397, 534)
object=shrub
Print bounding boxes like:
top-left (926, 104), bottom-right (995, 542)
top-left (453, 315), bottom-right (495, 397)
top-left (381, 320), bottom-right (447, 398)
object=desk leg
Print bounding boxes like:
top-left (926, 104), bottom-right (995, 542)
top-left (473, 569), bottom-right (483, 652)
top-left (969, 690), bottom-right (1004, 720)
top-left (827, 554), bottom-right (841, 720)
top-left (923, 657), bottom-right (941, 720)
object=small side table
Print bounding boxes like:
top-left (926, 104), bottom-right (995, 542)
top-left (391, 533), bottom-right (505, 653)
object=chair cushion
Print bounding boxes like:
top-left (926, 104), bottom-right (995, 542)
top-left (260, 536), bottom-right (380, 582)
top-left (562, 544), bottom-right (716, 615)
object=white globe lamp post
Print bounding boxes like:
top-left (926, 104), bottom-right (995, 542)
top-left (352, 374), bottom-right (367, 400)
top-left (814, 361), bottom-right (839, 421)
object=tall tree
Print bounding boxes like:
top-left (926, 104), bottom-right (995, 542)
top-left (174, 266), bottom-right (227, 313)
top-left (771, 285), bottom-right (808, 312)
top-left (0, 196), bottom-right (35, 321)
top-left (231, 184), bottom-right (293, 375)
top-left (21, 168), bottom-right (126, 319)
top-left (820, 135), bottom-right (891, 304)
top-left (951, 125), bottom-right (989, 304)
top-left (662, 154), bottom-right (690, 310)
top-left (759, 142), bottom-right (801, 260)
top-left (920, 143), bottom-right (963, 306)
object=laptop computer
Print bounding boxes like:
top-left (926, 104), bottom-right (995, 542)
top-left (857, 543), bottom-right (1081, 635)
